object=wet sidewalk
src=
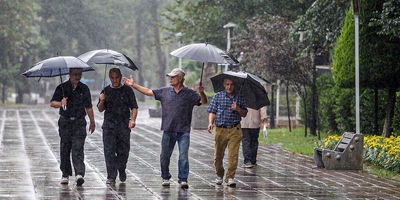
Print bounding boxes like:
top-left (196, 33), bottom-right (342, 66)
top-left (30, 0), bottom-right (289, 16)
top-left (0, 105), bottom-right (400, 199)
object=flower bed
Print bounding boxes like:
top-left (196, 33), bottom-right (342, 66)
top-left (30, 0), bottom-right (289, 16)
top-left (317, 135), bottom-right (400, 172)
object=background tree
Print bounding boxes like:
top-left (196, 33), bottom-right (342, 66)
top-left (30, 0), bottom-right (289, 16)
top-left (232, 15), bottom-right (311, 132)
top-left (0, 0), bottom-right (46, 103)
top-left (333, 0), bottom-right (400, 137)
top-left (293, 0), bottom-right (349, 136)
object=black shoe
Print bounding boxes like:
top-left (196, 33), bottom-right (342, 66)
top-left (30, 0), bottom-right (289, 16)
top-left (179, 181), bottom-right (189, 189)
top-left (106, 179), bottom-right (116, 185)
top-left (119, 170), bottom-right (126, 182)
top-left (76, 175), bottom-right (84, 186)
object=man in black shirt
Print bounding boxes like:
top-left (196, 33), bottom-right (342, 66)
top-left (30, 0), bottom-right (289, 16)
top-left (50, 68), bottom-right (95, 186)
top-left (97, 68), bottom-right (138, 184)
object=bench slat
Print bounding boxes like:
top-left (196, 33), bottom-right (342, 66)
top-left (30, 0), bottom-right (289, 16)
top-left (341, 138), bottom-right (351, 144)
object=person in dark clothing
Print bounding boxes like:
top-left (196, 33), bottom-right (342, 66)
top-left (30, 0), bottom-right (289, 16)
top-left (50, 68), bottom-right (95, 186)
top-left (97, 68), bottom-right (138, 185)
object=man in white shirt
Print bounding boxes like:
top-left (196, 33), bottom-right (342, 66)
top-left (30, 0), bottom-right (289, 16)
top-left (240, 106), bottom-right (268, 168)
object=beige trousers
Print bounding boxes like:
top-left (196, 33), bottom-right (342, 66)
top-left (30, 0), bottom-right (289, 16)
top-left (214, 124), bottom-right (242, 182)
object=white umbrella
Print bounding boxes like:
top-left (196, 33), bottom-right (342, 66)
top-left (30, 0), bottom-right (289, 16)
top-left (22, 56), bottom-right (95, 110)
top-left (170, 43), bottom-right (238, 81)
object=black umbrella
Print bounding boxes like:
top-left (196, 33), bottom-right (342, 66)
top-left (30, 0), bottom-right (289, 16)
top-left (78, 49), bottom-right (138, 70)
top-left (210, 71), bottom-right (270, 110)
top-left (78, 49), bottom-right (138, 88)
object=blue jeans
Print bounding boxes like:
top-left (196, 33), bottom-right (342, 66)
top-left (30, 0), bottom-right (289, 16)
top-left (160, 131), bottom-right (190, 183)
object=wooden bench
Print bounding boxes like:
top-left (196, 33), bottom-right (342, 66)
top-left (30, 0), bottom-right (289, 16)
top-left (314, 132), bottom-right (364, 170)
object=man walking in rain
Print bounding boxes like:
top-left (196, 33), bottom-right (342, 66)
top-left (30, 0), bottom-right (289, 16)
top-left (241, 106), bottom-right (268, 168)
top-left (207, 78), bottom-right (247, 187)
top-left (123, 68), bottom-right (207, 189)
top-left (97, 68), bottom-right (138, 185)
top-left (50, 68), bottom-right (95, 186)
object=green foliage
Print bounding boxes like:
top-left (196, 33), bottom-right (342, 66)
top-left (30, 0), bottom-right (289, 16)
top-left (333, 0), bottom-right (400, 89)
top-left (332, 8), bottom-right (355, 88)
top-left (370, 0), bottom-right (400, 39)
top-left (0, 0), bottom-right (46, 97)
top-left (316, 73), bottom-right (338, 133)
top-left (162, 0), bottom-right (313, 47)
top-left (293, 0), bottom-right (349, 54)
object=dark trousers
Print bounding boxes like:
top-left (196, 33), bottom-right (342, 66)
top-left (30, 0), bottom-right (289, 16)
top-left (241, 128), bottom-right (260, 165)
top-left (58, 118), bottom-right (87, 177)
top-left (102, 123), bottom-right (130, 180)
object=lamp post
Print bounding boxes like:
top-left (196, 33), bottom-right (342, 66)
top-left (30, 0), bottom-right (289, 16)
top-left (223, 22), bottom-right (236, 71)
top-left (175, 32), bottom-right (183, 69)
top-left (353, 0), bottom-right (360, 134)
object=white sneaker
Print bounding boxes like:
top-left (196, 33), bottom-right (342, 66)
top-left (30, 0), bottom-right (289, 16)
top-left (242, 163), bottom-right (256, 168)
top-left (226, 178), bottom-right (236, 187)
top-left (76, 175), bottom-right (84, 186)
top-left (179, 181), bottom-right (189, 189)
top-left (162, 179), bottom-right (170, 186)
top-left (60, 176), bottom-right (69, 184)
top-left (215, 177), bottom-right (223, 185)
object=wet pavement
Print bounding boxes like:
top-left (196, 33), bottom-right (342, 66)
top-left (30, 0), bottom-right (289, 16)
top-left (0, 104), bottom-right (400, 199)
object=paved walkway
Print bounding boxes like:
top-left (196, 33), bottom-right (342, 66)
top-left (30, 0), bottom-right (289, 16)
top-left (0, 104), bottom-right (399, 199)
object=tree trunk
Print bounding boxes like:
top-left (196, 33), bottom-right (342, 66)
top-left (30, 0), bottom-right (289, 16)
top-left (150, 0), bottom-right (166, 88)
top-left (316, 92), bottom-right (320, 140)
top-left (373, 88), bottom-right (379, 135)
top-left (1, 84), bottom-right (6, 104)
top-left (382, 87), bottom-right (396, 137)
top-left (286, 83), bottom-right (292, 132)
top-left (16, 55), bottom-right (32, 104)
top-left (310, 54), bottom-right (317, 136)
top-left (135, 6), bottom-right (145, 102)
top-left (270, 84), bottom-right (275, 129)
top-left (303, 84), bottom-right (308, 137)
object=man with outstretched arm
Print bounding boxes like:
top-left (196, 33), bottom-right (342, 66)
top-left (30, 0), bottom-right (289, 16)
top-left (123, 68), bottom-right (207, 189)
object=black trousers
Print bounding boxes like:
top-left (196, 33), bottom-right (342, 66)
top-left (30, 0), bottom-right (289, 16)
top-left (102, 120), bottom-right (131, 180)
top-left (241, 128), bottom-right (260, 165)
top-left (58, 117), bottom-right (87, 177)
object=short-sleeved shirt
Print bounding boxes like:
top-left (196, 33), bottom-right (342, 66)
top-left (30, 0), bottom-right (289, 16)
top-left (98, 84), bottom-right (138, 124)
top-left (153, 86), bottom-right (201, 132)
top-left (50, 80), bottom-right (92, 118)
top-left (207, 91), bottom-right (247, 126)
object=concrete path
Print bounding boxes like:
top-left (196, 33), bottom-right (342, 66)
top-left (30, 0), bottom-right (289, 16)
top-left (0, 105), bottom-right (399, 199)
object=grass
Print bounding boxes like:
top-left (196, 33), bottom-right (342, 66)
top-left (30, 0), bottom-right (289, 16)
top-left (258, 128), bottom-right (327, 156)
top-left (258, 127), bottom-right (400, 180)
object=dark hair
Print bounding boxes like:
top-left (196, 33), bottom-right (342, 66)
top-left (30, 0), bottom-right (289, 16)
top-left (109, 68), bottom-right (122, 77)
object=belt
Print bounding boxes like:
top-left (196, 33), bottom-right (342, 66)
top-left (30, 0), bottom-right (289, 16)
top-left (60, 116), bottom-right (83, 121)
top-left (217, 122), bottom-right (240, 129)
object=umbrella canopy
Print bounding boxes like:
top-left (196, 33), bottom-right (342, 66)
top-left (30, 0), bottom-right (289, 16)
top-left (210, 71), bottom-right (270, 110)
top-left (170, 43), bottom-right (238, 65)
top-left (78, 49), bottom-right (138, 71)
top-left (22, 56), bottom-right (94, 77)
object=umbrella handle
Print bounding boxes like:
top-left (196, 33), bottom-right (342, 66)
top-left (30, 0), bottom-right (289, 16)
top-left (59, 68), bottom-right (66, 111)
top-left (103, 65), bottom-right (107, 94)
top-left (200, 63), bottom-right (204, 83)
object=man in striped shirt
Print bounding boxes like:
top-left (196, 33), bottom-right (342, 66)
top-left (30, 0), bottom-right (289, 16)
top-left (207, 78), bottom-right (247, 186)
